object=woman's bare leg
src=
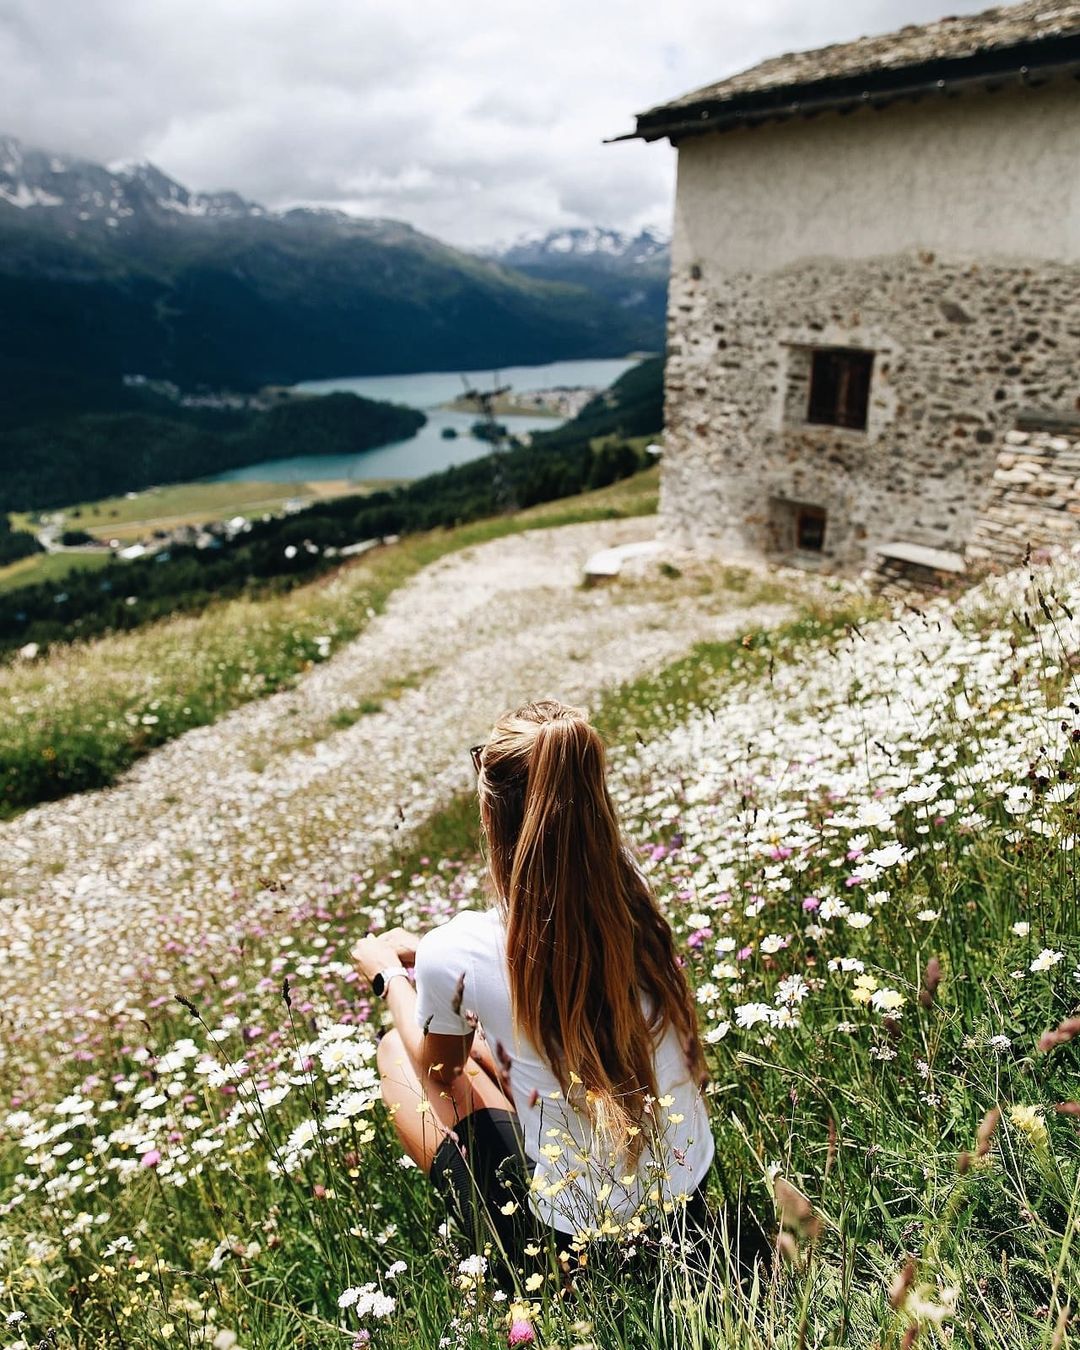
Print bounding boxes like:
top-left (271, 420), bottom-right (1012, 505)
top-left (376, 1027), bottom-right (516, 1173)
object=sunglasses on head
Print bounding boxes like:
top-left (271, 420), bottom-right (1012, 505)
top-left (470, 744), bottom-right (485, 775)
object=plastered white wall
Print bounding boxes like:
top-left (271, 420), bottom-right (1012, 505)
top-left (671, 80), bottom-right (1080, 273)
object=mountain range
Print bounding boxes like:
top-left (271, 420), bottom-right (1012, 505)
top-left (490, 225), bottom-right (669, 274)
top-left (0, 135), bottom-right (666, 407)
top-left (487, 227), bottom-right (669, 336)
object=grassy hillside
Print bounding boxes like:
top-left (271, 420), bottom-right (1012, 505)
top-left (0, 468), bottom-right (660, 815)
top-left (0, 552), bottom-right (1076, 1348)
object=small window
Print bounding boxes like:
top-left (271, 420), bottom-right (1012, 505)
top-left (796, 505), bottom-right (826, 552)
top-left (769, 496), bottom-right (828, 556)
top-left (806, 348), bottom-right (874, 430)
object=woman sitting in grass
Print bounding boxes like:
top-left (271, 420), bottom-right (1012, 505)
top-left (352, 698), bottom-right (755, 1283)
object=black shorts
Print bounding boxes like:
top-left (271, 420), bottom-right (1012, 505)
top-left (429, 1107), bottom-right (542, 1266)
top-left (428, 1107), bottom-right (763, 1280)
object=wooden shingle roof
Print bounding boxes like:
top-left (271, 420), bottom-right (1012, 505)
top-left (624, 0), bottom-right (1080, 143)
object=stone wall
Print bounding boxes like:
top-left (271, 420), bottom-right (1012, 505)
top-left (968, 418), bottom-right (1080, 568)
top-left (659, 253), bottom-right (1080, 572)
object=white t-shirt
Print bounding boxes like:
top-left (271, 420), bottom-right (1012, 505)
top-left (413, 906), bottom-right (715, 1237)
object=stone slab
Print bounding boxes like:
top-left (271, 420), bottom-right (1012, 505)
top-left (584, 539), bottom-right (665, 579)
top-left (876, 541), bottom-right (967, 573)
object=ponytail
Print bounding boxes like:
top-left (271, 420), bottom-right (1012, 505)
top-left (477, 700), bottom-right (708, 1169)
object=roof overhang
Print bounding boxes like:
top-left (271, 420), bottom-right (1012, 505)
top-left (611, 32), bottom-right (1080, 145)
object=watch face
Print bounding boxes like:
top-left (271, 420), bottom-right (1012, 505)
top-left (372, 972), bottom-right (385, 997)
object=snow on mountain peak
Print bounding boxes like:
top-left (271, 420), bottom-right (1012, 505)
top-left (0, 135), bottom-right (261, 225)
top-left (106, 156), bottom-right (150, 177)
top-left (488, 225), bottom-right (670, 270)
top-left (0, 136), bottom-right (25, 177)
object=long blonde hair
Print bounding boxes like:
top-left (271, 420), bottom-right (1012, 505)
top-left (476, 699), bottom-right (708, 1165)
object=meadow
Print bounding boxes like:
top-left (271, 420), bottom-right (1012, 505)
top-left (0, 551), bottom-right (113, 598)
top-left (11, 480), bottom-right (397, 546)
top-left (0, 535), bottom-right (1077, 1349)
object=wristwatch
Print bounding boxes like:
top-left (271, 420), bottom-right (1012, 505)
top-left (371, 966), bottom-right (410, 997)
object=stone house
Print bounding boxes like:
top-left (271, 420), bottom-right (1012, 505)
top-left (621, 0), bottom-right (1080, 576)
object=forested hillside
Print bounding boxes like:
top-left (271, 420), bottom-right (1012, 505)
top-left (0, 137), bottom-right (659, 401)
top-left (0, 391), bottom-right (424, 513)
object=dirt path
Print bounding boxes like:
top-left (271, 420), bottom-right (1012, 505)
top-left (0, 518), bottom-right (793, 1040)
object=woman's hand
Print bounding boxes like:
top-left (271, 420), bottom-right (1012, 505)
top-left (379, 926), bottom-right (419, 965)
top-left (350, 926), bottom-right (419, 981)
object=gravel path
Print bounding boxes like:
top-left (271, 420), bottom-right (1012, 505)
top-left (0, 518), bottom-right (793, 1042)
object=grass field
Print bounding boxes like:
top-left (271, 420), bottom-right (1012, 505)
top-left (0, 468), bottom-right (662, 814)
top-left (1, 478), bottom-right (403, 595)
top-left (0, 548), bottom-right (1076, 1348)
top-left (0, 548), bottom-right (113, 596)
top-left (11, 478), bottom-right (401, 544)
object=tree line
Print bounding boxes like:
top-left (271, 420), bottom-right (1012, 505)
top-left (0, 390), bottom-right (425, 514)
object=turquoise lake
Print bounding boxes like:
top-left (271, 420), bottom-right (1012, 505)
top-left (208, 357), bottom-right (638, 484)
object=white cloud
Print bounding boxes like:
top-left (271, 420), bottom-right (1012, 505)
top-left (0, 0), bottom-right (995, 246)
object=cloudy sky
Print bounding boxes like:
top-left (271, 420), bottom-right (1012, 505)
top-left (2, 0), bottom-right (992, 247)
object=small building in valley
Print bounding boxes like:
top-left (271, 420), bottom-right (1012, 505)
top-left (621, 0), bottom-right (1080, 576)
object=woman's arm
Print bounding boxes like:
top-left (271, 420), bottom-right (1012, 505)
top-left (386, 973), bottom-right (476, 1086)
top-left (352, 932), bottom-right (475, 1087)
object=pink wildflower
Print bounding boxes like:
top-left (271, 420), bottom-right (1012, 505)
top-left (509, 1319), bottom-right (536, 1346)
top-left (140, 1149), bottom-right (161, 1168)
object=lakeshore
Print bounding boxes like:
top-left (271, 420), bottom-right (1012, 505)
top-left (209, 357), bottom-right (639, 484)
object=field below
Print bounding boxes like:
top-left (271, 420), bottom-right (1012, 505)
top-left (0, 478), bottom-right (403, 598)
top-left (11, 477), bottom-right (401, 543)
top-left (0, 548), bottom-right (113, 596)
top-left (0, 482), bottom-right (1076, 1349)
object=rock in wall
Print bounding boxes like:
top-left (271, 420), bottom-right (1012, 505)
top-left (969, 416), bottom-right (1080, 568)
top-left (660, 253), bottom-right (1080, 573)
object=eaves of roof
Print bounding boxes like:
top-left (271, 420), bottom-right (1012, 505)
top-left (613, 32), bottom-right (1080, 146)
